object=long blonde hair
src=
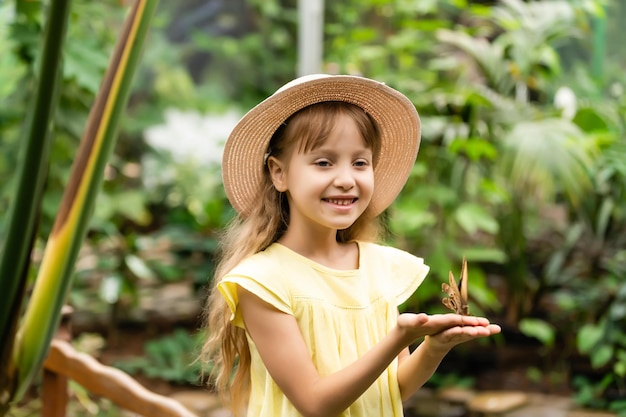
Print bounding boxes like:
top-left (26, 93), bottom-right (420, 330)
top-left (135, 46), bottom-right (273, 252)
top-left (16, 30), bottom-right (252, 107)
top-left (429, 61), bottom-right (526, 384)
top-left (201, 101), bottom-right (383, 415)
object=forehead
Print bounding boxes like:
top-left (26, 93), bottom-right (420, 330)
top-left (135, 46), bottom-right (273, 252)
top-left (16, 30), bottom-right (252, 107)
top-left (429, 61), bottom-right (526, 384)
top-left (304, 115), bottom-right (371, 152)
top-left (294, 107), bottom-right (374, 154)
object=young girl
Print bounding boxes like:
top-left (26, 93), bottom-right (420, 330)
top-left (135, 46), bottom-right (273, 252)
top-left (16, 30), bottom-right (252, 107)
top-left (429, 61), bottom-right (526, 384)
top-left (202, 74), bottom-right (501, 417)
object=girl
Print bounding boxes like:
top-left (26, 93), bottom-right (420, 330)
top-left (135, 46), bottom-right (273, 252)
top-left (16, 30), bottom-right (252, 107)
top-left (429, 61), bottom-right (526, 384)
top-left (202, 74), bottom-right (501, 417)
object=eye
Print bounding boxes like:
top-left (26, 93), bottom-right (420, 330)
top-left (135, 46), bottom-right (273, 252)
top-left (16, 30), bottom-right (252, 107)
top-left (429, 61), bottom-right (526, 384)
top-left (353, 159), bottom-right (370, 167)
top-left (314, 159), bottom-right (331, 167)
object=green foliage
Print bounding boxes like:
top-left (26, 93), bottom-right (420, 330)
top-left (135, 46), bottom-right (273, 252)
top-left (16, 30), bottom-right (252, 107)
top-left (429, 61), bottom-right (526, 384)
top-left (426, 372), bottom-right (475, 390)
top-left (321, 1), bottom-right (625, 407)
top-left (113, 329), bottom-right (206, 386)
top-left (519, 318), bottom-right (556, 348)
top-left (574, 374), bottom-right (626, 416)
top-left (1, 0), bottom-right (73, 408)
top-left (186, 0), bottom-right (299, 109)
top-left (0, 0), bottom-right (160, 411)
top-left (572, 250), bottom-right (626, 409)
top-left (179, 2), bottom-right (624, 406)
top-left (2, 0), bottom-right (626, 410)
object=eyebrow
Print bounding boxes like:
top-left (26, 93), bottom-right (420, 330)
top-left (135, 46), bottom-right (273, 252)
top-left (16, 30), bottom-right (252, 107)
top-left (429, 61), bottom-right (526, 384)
top-left (308, 148), bottom-right (373, 158)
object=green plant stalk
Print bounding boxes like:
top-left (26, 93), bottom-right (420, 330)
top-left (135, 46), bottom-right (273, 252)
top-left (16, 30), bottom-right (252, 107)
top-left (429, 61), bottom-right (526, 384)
top-left (0, 0), bottom-right (71, 406)
top-left (12, 0), bottom-right (159, 402)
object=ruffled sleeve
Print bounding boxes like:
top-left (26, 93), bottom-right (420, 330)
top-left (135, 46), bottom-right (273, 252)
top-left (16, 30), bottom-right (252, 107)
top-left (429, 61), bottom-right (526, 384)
top-left (368, 243), bottom-right (430, 306)
top-left (393, 251), bottom-right (429, 305)
top-left (218, 253), bottom-right (293, 328)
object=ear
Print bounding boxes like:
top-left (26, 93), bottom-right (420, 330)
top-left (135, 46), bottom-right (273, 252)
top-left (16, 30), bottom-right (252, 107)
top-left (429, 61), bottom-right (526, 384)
top-left (267, 156), bottom-right (288, 192)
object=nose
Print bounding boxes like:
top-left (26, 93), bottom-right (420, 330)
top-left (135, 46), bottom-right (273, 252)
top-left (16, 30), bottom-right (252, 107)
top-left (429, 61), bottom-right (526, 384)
top-left (333, 164), bottom-right (356, 190)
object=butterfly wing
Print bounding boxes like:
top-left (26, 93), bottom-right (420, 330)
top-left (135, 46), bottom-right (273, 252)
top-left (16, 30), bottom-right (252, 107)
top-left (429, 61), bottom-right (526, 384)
top-left (458, 257), bottom-right (469, 315)
top-left (441, 270), bottom-right (462, 314)
top-left (441, 258), bottom-right (470, 315)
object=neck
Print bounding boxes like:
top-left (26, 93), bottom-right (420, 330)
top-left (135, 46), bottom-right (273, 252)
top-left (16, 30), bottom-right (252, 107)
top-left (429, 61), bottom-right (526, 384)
top-left (278, 223), bottom-right (361, 270)
top-left (279, 226), bottom-right (340, 258)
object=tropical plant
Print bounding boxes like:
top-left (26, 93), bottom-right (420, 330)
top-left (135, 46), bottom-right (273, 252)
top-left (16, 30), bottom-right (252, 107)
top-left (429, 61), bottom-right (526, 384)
top-left (551, 104), bottom-right (626, 412)
top-left (425, 0), bottom-right (605, 323)
top-left (1, 0), bottom-right (621, 411)
top-left (114, 329), bottom-right (207, 386)
top-left (0, 0), bottom-right (158, 414)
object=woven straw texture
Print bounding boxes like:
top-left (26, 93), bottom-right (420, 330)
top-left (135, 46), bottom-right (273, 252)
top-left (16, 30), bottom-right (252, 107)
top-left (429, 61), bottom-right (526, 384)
top-left (222, 75), bottom-right (421, 217)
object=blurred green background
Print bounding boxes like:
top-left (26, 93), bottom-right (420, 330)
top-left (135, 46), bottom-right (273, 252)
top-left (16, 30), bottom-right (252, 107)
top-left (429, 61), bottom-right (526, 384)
top-left (1, 0), bottom-right (625, 415)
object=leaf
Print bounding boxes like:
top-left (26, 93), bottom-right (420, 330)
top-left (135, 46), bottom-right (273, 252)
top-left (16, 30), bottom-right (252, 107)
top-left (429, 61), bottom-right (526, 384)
top-left (519, 318), bottom-right (555, 347)
top-left (614, 350), bottom-right (626, 377)
top-left (13, 0), bottom-right (160, 400)
top-left (450, 137), bottom-right (498, 161)
top-left (98, 274), bottom-right (123, 304)
top-left (500, 118), bottom-right (595, 206)
top-left (389, 200), bottom-right (437, 235)
top-left (610, 302), bottom-right (626, 320)
top-left (463, 247), bottom-right (507, 263)
top-left (93, 190), bottom-right (151, 226)
top-left (63, 40), bottom-right (109, 93)
top-left (577, 323), bottom-right (604, 354)
top-left (591, 344), bottom-right (613, 369)
top-left (573, 107), bottom-right (610, 133)
top-left (437, 29), bottom-right (515, 94)
top-left (0, 0), bottom-right (72, 403)
top-left (454, 203), bottom-right (499, 235)
top-left (125, 254), bottom-right (155, 280)
top-left (596, 198), bottom-right (614, 239)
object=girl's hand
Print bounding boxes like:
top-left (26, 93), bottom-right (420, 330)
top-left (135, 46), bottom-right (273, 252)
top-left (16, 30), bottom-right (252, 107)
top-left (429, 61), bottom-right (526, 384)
top-left (425, 315), bottom-right (501, 352)
top-left (395, 313), bottom-right (501, 350)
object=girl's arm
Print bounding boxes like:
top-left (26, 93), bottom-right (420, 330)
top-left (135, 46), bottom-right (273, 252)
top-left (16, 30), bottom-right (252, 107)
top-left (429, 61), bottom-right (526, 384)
top-left (396, 343), bottom-right (447, 401)
top-left (239, 288), bottom-right (500, 417)
top-left (238, 287), bottom-right (410, 417)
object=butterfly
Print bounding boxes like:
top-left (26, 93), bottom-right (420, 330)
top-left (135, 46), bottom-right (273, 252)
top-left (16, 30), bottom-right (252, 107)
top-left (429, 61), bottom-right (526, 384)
top-left (441, 257), bottom-right (470, 315)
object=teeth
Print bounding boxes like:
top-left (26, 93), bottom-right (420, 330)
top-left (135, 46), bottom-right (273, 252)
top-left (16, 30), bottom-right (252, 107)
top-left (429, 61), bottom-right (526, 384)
top-left (327, 199), bottom-right (353, 205)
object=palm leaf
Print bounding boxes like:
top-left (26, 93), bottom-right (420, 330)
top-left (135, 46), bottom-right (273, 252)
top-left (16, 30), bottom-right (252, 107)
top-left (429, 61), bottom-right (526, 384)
top-left (437, 29), bottom-right (516, 96)
top-left (498, 118), bottom-right (596, 206)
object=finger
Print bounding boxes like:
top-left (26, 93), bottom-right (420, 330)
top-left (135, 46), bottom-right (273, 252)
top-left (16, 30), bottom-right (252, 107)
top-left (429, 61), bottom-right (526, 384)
top-left (435, 314), bottom-right (490, 327)
top-left (461, 315), bottom-right (488, 327)
top-left (415, 313), bottom-right (430, 324)
top-left (464, 316), bottom-right (492, 326)
top-left (397, 312), bottom-right (429, 329)
top-left (407, 313), bottom-right (429, 326)
top-left (487, 324), bottom-right (502, 334)
top-left (463, 324), bottom-right (501, 338)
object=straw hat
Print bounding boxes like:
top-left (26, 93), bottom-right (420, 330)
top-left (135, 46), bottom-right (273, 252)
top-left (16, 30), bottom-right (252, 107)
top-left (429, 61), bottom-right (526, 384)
top-left (222, 74), bottom-right (421, 217)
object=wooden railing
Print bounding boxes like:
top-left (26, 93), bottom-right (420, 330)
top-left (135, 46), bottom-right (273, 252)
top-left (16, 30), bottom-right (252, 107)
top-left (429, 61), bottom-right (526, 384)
top-left (41, 307), bottom-right (198, 417)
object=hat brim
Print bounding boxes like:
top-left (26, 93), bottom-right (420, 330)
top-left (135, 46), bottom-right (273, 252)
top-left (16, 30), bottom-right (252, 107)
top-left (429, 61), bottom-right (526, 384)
top-left (222, 75), bottom-right (421, 218)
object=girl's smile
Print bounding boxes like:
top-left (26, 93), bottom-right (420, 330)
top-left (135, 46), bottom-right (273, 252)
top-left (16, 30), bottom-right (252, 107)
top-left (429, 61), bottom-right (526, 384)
top-left (323, 197), bottom-right (357, 206)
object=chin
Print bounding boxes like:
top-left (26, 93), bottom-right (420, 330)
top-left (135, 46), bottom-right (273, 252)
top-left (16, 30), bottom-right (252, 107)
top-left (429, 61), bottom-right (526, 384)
top-left (328, 218), bottom-right (360, 231)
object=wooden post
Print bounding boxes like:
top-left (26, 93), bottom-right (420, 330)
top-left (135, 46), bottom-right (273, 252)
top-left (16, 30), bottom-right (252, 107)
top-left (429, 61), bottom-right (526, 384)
top-left (41, 305), bottom-right (73, 417)
top-left (41, 371), bottom-right (68, 417)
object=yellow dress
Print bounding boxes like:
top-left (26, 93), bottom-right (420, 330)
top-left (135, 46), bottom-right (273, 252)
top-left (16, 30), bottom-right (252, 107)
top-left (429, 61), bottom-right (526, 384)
top-left (219, 241), bottom-right (429, 417)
